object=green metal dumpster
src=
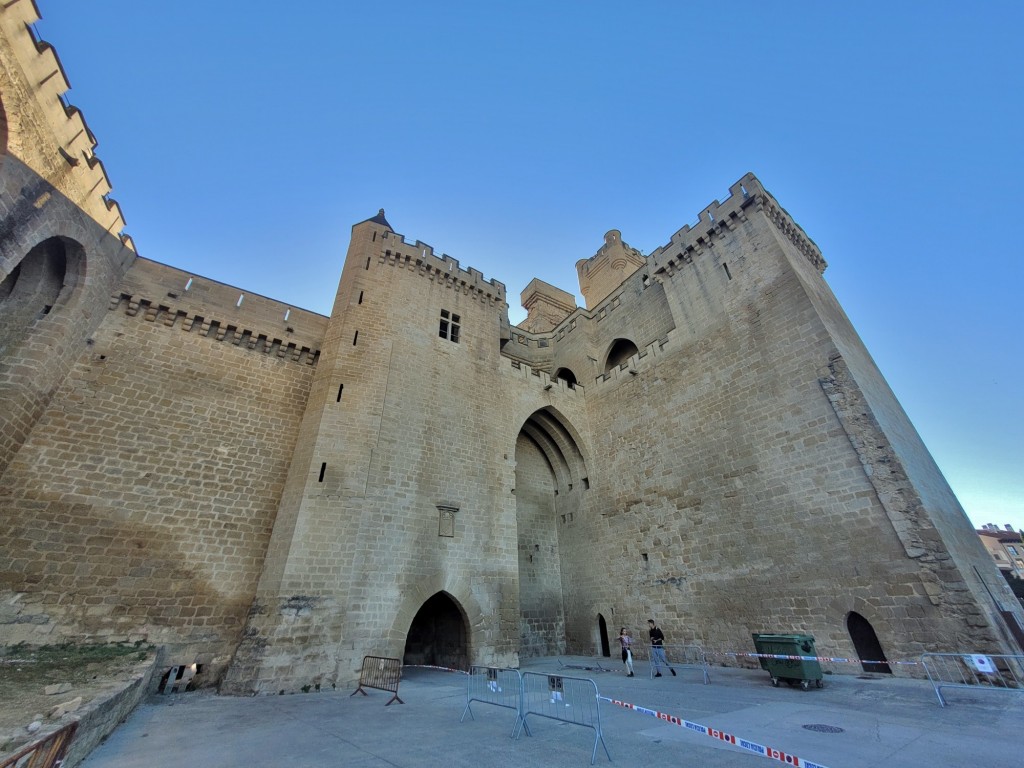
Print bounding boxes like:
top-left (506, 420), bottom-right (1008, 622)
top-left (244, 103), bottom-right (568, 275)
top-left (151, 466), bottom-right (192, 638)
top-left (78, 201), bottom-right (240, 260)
top-left (751, 633), bottom-right (823, 690)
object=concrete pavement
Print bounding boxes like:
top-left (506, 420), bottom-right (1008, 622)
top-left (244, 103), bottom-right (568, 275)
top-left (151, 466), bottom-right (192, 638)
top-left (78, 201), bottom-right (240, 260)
top-left (80, 656), bottom-right (1022, 767)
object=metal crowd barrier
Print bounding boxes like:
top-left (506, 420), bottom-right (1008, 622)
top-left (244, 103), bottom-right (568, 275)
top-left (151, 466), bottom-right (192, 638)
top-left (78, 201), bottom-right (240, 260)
top-left (0, 721), bottom-right (77, 768)
top-left (921, 652), bottom-right (1024, 707)
top-left (460, 666), bottom-right (528, 737)
top-left (350, 655), bottom-right (404, 705)
top-left (514, 672), bottom-right (610, 765)
top-left (645, 643), bottom-right (710, 683)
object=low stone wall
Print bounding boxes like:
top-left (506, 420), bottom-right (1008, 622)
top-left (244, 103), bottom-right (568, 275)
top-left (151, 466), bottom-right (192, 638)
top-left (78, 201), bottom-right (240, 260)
top-left (61, 655), bottom-right (159, 768)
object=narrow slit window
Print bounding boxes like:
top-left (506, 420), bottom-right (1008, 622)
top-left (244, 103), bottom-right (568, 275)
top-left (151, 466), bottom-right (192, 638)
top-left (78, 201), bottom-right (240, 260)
top-left (358, 290), bottom-right (363, 305)
top-left (353, 330), bottom-right (359, 346)
top-left (318, 463), bottom-right (326, 482)
top-left (722, 263), bottom-right (732, 280)
top-left (336, 384), bottom-right (344, 402)
top-left (365, 257), bottom-right (371, 270)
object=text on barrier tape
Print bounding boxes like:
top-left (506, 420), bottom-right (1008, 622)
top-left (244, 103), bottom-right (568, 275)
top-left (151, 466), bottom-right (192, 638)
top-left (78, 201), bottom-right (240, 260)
top-left (718, 652), bottom-right (919, 666)
top-left (402, 663), bottom-right (468, 674)
top-left (599, 695), bottom-right (831, 768)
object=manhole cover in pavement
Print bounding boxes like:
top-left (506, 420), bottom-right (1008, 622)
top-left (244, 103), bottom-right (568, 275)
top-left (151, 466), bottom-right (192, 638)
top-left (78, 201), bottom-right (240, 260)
top-left (802, 724), bottom-right (845, 733)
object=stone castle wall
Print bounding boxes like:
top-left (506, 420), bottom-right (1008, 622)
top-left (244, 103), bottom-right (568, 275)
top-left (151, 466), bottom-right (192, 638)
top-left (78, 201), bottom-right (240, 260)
top-left (1, 250), bottom-right (323, 679)
top-left (3, 5), bottom-right (1021, 697)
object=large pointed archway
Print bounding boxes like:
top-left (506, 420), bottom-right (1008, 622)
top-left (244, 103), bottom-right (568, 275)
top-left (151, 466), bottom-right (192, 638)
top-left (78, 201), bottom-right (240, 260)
top-left (515, 407), bottom-right (588, 657)
top-left (403, 592), bottom-right (469, 670)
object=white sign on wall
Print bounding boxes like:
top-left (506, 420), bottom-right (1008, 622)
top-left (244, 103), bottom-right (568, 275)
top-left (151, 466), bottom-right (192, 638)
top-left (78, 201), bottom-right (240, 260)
top-left (968, 654), bottom-right (995, 674)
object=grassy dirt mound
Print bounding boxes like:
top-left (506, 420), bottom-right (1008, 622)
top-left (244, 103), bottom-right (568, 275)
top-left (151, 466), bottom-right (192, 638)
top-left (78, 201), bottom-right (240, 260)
top-left (0, 642), bottom-right (154, 756)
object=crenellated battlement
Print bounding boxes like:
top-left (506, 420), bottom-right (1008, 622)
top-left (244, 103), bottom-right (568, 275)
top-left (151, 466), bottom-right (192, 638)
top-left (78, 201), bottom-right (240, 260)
top-left (0, 2), bottom-right (131, 244)
top-left (108, 257), bottom-right (326, 366)
top-left (108, 291), bottom-right (321, 366)
top-left (649, 173), bottom-right (824, 276)
top-left (380, 230), bottom-right (506, 306)
top-left (506, 358), bottom-right (583, 395)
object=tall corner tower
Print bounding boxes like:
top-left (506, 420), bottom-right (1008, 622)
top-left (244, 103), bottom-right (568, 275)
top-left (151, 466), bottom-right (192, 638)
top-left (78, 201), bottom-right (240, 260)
top-left (224, 208), bottom-right (519, 693)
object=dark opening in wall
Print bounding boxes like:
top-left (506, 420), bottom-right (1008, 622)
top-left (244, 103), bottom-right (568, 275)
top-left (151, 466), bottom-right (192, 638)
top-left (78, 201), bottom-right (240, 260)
top-left (358, 290), bottom-right (363, 304)
top-left (353, 330), bottom-right (359, 345)
top-left (336, 383), bottom-right (344, 402)
top-left (158, 663), bottom-right (199, 694)
top-left (604, 338), bottom-right (639, 373)
top-left (318, 463), bottom-right (326, 482)
top-left (403, 593), bottom-right (468, 670)
top-left (554, 368), bottom-right (577, 389)
top-left (0, 236), bottom-right (82, 358)
top-left (365, 257), bottom-right (371, 270)
top-left (723, 263), bottom-right (732, 280)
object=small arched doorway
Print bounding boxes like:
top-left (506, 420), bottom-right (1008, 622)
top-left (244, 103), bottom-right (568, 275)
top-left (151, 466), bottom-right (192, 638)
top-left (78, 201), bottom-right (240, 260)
top-left (847, 612), bottom-right (892, 674)
top-left (403, 592), bottom-right (469, 670)
top-left (597, 614), bottom-right (610, 657)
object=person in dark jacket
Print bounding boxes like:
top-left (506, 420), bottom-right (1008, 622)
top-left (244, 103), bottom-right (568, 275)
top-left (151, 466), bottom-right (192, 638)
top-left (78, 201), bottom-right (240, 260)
top-left (648, 618), bottom-right (676, 677)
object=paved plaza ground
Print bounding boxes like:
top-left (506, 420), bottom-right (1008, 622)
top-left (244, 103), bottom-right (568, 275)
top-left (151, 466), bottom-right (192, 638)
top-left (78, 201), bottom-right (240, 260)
top-left (81, 656), bottom-right (1021, 768)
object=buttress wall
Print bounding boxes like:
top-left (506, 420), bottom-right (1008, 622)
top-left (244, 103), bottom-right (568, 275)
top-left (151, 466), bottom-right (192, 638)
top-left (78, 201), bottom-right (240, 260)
top-left (554, 176), bottom-right (1020, 662)
top-left (765, 188), bottom-right (1023, 649)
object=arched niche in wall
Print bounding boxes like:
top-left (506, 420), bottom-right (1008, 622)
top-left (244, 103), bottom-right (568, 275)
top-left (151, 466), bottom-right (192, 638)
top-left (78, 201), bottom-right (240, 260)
top-left (603, 338), bottom-right (639, 373)
top-left (0, 236), bottom-right (85, 358)
top-left (553, 367), bottom-right (577, 389)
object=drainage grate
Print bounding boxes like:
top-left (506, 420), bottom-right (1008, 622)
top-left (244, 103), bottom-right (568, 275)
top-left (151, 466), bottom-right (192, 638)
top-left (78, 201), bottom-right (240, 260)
top-left (803, 724), bottom-right (845, 734)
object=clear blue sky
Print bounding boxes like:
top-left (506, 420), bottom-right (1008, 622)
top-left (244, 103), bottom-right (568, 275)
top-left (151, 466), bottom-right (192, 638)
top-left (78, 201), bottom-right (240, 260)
top-left (35, 1), bottom-right (1023, 532)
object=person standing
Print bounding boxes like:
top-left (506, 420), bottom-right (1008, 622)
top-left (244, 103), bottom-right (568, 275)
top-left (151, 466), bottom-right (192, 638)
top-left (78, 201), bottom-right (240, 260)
top-left (648, 618), bottom-right (676, 677)
top-left (618, 627), bottom-right (635, 676)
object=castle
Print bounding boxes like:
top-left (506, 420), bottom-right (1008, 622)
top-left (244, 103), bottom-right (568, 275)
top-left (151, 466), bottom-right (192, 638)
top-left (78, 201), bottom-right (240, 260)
top-left (1, 2), bottom-right (1022, 695)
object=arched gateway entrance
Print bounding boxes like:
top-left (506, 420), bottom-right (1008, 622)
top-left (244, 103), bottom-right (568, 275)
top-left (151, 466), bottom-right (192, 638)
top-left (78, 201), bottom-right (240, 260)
top-left (515, 407), bottom-right (588, 657)
top-left (403, 592), bottom-right (468, 670)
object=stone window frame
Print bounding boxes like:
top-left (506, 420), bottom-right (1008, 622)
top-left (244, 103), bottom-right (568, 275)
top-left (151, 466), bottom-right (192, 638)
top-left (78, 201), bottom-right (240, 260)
top-left (439, 309), bottom-right (461, 343)
top-left (437, 505), bottom-right (458, 537)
